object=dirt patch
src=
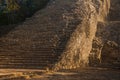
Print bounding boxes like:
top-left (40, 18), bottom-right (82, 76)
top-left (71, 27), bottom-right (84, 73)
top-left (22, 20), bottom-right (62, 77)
top-left (0, 68), bottom-right (120, 80)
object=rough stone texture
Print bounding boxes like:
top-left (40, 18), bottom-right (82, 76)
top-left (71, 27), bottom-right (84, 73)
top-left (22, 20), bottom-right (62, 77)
top-left (90, 0), bottom-right (120, 67)
top-left (0, 0), bottom-right (110, 70)
top-left (90, 22), bottom-right (120, 67)
top-left (109, 0), bottom-right (120, 21)
top-left (54, 0), bottom-right (110, 70)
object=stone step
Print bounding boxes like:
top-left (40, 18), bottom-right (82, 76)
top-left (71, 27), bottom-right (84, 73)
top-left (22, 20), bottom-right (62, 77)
top-left (0, 59), bottom-right (58, 64)
top-left (0, 64), bottom-right (49, 68)
top-left (0, 57), bottom-right (57, 59)
top-left (0, 60), bottom-right (57, 64)
top-left (0, 53), bottom-right (57, 56)
top-left (0, 62), bottom-right (57, 65)
top-left (0, 50), bottom-right (54, 53)
top-left (0, 65), bottom-right (47, 69)
top-left (0, 60), bottom-right (55, 62)
top-left (0, 20), bottom-right (73, 69)
top-left (0, 59), bottom-right (57, 61)
top-left (0, 58), bottom-right (56, 60)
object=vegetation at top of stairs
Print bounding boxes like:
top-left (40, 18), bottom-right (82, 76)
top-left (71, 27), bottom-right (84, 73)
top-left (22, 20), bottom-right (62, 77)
top-left (0, 0), bottom-right (49, 25)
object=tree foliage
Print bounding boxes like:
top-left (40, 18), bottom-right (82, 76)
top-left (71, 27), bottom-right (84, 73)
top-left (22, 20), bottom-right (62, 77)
top-left (0, 0), bottom-right (49, 25)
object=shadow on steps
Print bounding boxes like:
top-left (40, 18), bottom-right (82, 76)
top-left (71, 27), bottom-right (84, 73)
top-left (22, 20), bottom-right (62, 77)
top-left (0, 24), bottom-right (17, 37)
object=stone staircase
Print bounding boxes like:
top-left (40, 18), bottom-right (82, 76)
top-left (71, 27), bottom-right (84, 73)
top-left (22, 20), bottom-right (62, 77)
top-left (0, 38), bottom-right (57, 69)
top-left (0, 29), bottom-right (57, 69)
top-left (0, 0), bottom-right (119, 70)
top-left (0, 15), bottom-right (74, 69)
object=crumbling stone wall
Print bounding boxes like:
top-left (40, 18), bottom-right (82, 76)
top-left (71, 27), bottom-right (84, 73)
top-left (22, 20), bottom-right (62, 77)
top-left (53, 0), bottom-right (110, 70)
top-left (90, 0), bottom-right (120, 67)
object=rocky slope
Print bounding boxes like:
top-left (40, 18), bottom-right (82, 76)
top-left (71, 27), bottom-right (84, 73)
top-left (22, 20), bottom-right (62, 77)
top-left (90, 22), bottom-right (120, 67)
top-left (90, 0), bottom-right (120, 68)
top-left (0, 0), bottom-right (119, 70)
top-left (109, 0), bottom-right (120, 21)
top-left (53, 0), bottom-right (110, 70)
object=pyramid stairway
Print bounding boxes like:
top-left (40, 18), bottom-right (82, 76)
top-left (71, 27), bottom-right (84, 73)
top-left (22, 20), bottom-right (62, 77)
top-left (0, 0), bottom-right (77, 69)
top-left (0, 31), bottom-right (54, 69)
top-left (0, 0), bottom-right (119, 70)
top-left (0, 15), bottom-right (75, 69)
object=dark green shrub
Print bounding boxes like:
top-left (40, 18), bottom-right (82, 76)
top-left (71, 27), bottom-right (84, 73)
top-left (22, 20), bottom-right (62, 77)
top-left (0, 0), bottom-right (49, 25)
